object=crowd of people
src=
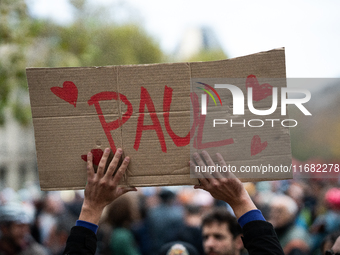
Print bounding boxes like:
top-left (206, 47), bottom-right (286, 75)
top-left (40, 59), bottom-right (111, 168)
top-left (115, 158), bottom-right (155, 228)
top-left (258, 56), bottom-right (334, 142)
top-left (0, 148), bottom-right (340, 255)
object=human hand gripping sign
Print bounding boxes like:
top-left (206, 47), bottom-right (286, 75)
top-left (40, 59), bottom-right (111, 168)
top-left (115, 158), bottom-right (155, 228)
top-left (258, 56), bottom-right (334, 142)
top-left (191, 151), bottom-right (257, 219)
top-left (79, 148), bottom-right (137, 225)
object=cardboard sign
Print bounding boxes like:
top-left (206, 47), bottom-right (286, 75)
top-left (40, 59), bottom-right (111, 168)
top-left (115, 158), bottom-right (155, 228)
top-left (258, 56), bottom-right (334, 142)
top-left (26, 48), bottom-right (292, 191)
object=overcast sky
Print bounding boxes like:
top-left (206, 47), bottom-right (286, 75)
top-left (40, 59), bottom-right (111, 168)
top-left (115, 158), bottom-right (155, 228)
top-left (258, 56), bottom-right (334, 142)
top-left (27, 0), bottom-right (340, 84)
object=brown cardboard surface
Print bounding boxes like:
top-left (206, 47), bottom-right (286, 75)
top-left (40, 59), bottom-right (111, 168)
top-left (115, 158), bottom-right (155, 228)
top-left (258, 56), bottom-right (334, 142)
top-left (26, 48), bottom-right (292, 190)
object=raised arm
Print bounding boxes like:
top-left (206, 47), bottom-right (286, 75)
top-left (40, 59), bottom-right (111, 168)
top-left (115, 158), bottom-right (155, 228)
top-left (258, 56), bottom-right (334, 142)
top-left (79, 148), bottom-right (136, 225)
top-left (63, 148), bottom-right (136, 255)
top-left (192, 151), bottom-right (256, 218)
top-left (191, 151), bottom-right (284, 255)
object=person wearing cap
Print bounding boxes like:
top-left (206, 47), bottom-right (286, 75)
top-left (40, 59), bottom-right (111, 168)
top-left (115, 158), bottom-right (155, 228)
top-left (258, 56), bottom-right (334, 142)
top-left (63, 149), bottom-right (284, 255)
top-left (0, 203), bottom-right (48, 255)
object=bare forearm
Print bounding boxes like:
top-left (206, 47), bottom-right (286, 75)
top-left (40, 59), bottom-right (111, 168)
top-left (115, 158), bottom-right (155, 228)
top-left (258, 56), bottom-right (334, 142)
top-left (78, 203), bottom-right (104, 225)
top-left (231, 195), bottom-right (258, 219)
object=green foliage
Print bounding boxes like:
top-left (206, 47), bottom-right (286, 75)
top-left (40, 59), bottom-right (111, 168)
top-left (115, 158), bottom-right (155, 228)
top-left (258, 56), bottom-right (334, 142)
top-left (54, 22), bottom-right (163, 67)
top-left (0, 0), bottom-right (164, 126)
top-left (0, 0), bottom-right (34, 126)
top-left (187, 49), bottom-right (227, 62)
top-left (12, 102), bottom-right (32, 126)
top-left (32, 0), bottom-right (164, 68)
top-left (88, 24), bottom-right (163, 66)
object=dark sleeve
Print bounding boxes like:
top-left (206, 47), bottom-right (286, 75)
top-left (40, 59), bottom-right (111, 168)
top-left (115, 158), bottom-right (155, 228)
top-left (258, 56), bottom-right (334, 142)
top-left (287, 248), bottom-right (307, 255)
top-left (242, 220), bottom-right (284, 255)
top-left (63, 226), bottom-right (97, 255)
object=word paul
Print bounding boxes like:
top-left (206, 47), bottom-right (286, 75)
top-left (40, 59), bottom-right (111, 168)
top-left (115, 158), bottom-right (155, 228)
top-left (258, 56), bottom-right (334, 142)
top-left (200, 84), bottom-right (312, 116)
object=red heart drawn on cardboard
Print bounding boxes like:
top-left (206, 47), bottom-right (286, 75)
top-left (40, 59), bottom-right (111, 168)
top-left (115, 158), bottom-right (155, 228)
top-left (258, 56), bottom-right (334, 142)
top-left (246, 74), bottom-right (273, 102)
top-left (50, 81), bottom-right (78, 107)
top-left (251, 135), bottom-right (267, 156)
top-left (81, 149), bottom-right (103, 166)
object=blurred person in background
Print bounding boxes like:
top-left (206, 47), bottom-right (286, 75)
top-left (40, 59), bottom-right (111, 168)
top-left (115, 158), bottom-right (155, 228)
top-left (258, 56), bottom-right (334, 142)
top-left (37, 192), bottom-right (65, 245)
top-left (147, 188), bottom-right (184, 255)
top-left (268, 194), bottom-right (310, 255)
top-left (63, 148), bottom-right (285, 255)
top-left (99, 193), bottom-right (141, 255)
top-left (326, 234), bottom-right (340, 255)
top-left (171, 204), bottom-right (204, 255)
top-left (286, 181), bottom-right (312, 230)
top-left (310, 187), bottom-right (340, 254)
top-left (158, 241), bottom-right (200, 255)
top-left (0, 203), bottom-right (48, 255)
top-left (320, 231), bottom-right (340, 255)
top-left (201, 208), bottom-right (244, 255)
top-left (130, 193), bottom-right (151, 255)
top-left (44, 212), bottom-right (78, 255)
